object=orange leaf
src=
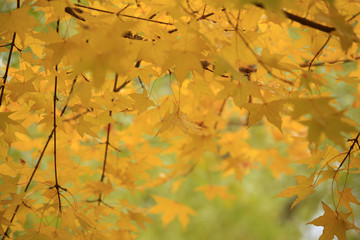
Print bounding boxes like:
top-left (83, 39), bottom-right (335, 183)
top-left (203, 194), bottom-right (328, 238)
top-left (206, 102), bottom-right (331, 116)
top-left (149, 195), bottom-right (196, 229)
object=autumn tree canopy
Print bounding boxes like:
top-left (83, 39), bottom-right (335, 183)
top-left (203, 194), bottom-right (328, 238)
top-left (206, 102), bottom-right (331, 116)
top-left (1, 0), bottom-right (360, 239)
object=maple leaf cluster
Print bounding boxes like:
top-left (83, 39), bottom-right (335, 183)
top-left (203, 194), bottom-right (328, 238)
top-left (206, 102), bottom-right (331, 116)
top-left (0, 0), bottom-right (360, 239)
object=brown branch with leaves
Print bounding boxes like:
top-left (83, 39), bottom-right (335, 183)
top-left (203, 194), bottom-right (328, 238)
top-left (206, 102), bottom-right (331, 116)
top-left (253, 3), bottom-right (335, 33)
top-left (0, 0), bottom-right (20, 106)
top-left (1, 20), bottom-right (79, 238)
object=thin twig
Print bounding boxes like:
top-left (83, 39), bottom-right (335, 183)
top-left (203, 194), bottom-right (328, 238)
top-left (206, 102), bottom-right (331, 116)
top-left (62, 109), bottom-right (92, 122)
top-left (332, 132), bottom-right (360, 213)
top-left (99, 118), bottom-right (111, 184)
top-left (0, 0), bottom-right (21, 107)
top-left (302, 12), bottom-right (358, 70)
top-left (53, 19), bottom-right (62, 213)
top-left (96, 118), bottom-right (111, 205)
top-left (97, 77), bottom-right (116, 205)
top-left (347, 11), bottom-right (360, 22)
top-left (109, 143), bottom-right (121, 152)
top-left (223, 10), bottom-right (293, 85)
top-left (74, 4), bottom-right (173, 25)
top-left (2, 24), bottom-right (79, 235)
top-left (86, 199), bottom-right (114, 209)
top-left (60, 76), bottom-right (78, 117)
top-left (307, 36), bottom-right (331, 71)
top-left (0, 43), bottom-right (11, 48)
top-left (0, 33), bottom-right (16, 106)
top-left (2, 129), bottom-right (54, 239)
top-left (299, 56), bottom-right (360, 67)
top-left (213, 98), bottom-right (228, 129)
top-left (114, 78), bottom-right (131, 92)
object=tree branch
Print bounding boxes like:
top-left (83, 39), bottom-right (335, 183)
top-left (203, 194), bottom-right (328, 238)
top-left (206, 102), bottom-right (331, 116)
top-left (60, 76), bottom-right (78, 116)
top-left (307, 36), bottom-right (331, 71)
top-left (113, 73), bottom-right (131, 92)
top-left (223, 10), bottom-right (293, 85)
top-left (0, 43), bottom-right (11, 48)
top-left (253, 3), bottom-right (335, 33)
top-left (0, 0), bottom-right (21, 107)
top-left (97, 76), bottom-right (116, 205)
top-left (334, 132), bottom-right (360, 212)
top-left (73, 4), bottom-right (173, 25)
top-left (213, 98), bottom-right (227, 129)
top-left (2, 129), bottom-right (54, 239)
top-left (52, 19), bottom-right (62, 213)
top-left (0, 33), bottom-right (16, 106)
top-left (1, 23), bottom-right (79, 235)
top-left (100, 122), bottom-right (112, 180)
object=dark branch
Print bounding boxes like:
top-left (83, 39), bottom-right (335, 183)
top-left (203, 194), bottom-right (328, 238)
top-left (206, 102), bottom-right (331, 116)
top-left (73, 4), bottom-right (173, 25)
top-left (65, 7), bottom-right (85, 21)
top-left (97, 112), bottom-right (112, 205)
top-left (300, 56), bottom-right (360, 68)
top-left (2, 129), bottom-right (54, 239)
top-left (254, 3), bottom-right (335, 33)
top-left (53, 19), bottom-right (62, 213)
top-left (0, 33), bottom-right (16, 106)
top-left (223, 10), bottom-right (293, 85)
top-left (60, 76), bottom-right (78, 117)
top-left (307, 36), bottom-right (331, 71)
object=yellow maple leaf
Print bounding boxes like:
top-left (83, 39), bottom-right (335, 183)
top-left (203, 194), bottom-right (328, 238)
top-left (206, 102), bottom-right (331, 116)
top-left (298, 146), bottom-right (329, 168)
top-left (244, 100), bottom-right (285, 131)
top-left (0, 174), bottom-right (20, 198)
top-left (275, 173), bottom-right (315, 208)
top-left (216, 79), bottom-right (262, 108)
top-left (0, 211), bottom-right (11, 236)
top-left (308, 202), bottom-right (359, 240)
top-left (0, 7), bottom-right (38, 40)
top-left (149, 195), bottom-right (196, 229)
top-left (290, 97), bottom-right (356, 147)
top-left (13, 230), bottom-right (52, 240)
top-left (328, 6), bottom-right (359, 52)
top-left (73, 116), bottom-right (97, 138)
top-left (0, 112), bottom-right (20, 132)
top-left (85, 179), bottom-right (113, 199)
top-left (130, 89), bottom-right (155, 114)
top-left (171, 50), bottom-right (203, 85)
top-left (316, 165), bottom-right (338, 185)
top-left (156, 110), bottom-right (202, 135)
top-left (299, 71), bottom-right (326, 93)
top-left (128, 210), bottom-right (153, 229)
top-left (336, 187), bottom-right (360, 214)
